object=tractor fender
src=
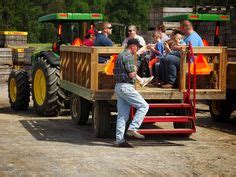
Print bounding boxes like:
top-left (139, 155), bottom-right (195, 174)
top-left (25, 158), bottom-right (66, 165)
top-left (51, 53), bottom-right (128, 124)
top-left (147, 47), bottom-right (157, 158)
top-left (32, 51), bottom-right (60, 67)
top-left (40, 51), bottom-right (60, 66)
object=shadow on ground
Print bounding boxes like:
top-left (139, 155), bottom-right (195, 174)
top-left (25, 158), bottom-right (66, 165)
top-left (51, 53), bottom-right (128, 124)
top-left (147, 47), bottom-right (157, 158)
top-left (196, 114), bottom-right (236, 135)
top-left (0, 106), bottom-right (70, 118)
top-left (19, 118), bottom-right (195, 147)
top-left (3, 103), bottom-right (236, 146)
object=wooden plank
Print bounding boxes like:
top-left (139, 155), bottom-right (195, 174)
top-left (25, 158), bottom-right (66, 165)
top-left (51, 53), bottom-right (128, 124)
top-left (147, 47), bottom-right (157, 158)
top-left (75, 52), bottom-right (80, 85)
top-left (227, 62), bottom-right (236, 65)
top-left (179, 52), bottom-right (186, 91)
top-left (85, 53), bottom-right (90, 88)
top-left (60, 46), bottom-right (123, 54)
top-left (69, 52), bottom-right (72, 82)
top-left (227, 63), bottom-right (236, 89)
top-left (93, 48), bottom-right (99, 90)
top-left (218, 51), bottom-right (222, 90)
top-left (60, 46), bottom-right (93, 53)
top-left (162, 7), bottom-right (193, 13)
top-left (81, 53), bottom-right (86, 87)
top-left (192, 47), bottom-right (225, 54)
top-left (90, 49), bottom-right (96, 90)
top-left (221, 48), bottom-right (227, 91)
top-left (228, 48), bottom-right (236, 62)
top-left (77, 53), bottom-right (82, 85)
top-left (94, 47), bottom-right (123, 54)
top-left (60, 80), bottom-right (94, 101)
top-left (93, 89), bottom-right (225, 100)
top-left (70, 52), bottom-right (74, 82)
top-left (72, 52), bottom-right (77, 83)
top-left (65, 52), bottom-right (70, 81)
top-left (97, 64), bottom-right (106, 73)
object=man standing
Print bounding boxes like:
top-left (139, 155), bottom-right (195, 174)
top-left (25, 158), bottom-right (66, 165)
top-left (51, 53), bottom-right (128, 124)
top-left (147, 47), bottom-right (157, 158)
top-left (114, 39), bottom-right (149, 148)
top-left (94, 22), bottom-right (113, 46)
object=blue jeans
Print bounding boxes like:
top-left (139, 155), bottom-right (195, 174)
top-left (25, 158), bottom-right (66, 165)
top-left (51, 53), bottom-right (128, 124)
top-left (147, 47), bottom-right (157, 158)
top-left (165, 54), bottom-right (180, 84)
top-left (115, 83), bottom-right (149, 144)
top-left (157, 57), bottom-right (168, 83)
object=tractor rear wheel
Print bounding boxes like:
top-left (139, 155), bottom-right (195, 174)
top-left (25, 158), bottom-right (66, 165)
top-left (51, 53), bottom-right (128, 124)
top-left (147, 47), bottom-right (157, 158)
top-left (8, 70), bottom-right (30, 110)
top-left (32, 56), bottom-right (64, 116)
top-left (70, 95), bottom-right (91, 125)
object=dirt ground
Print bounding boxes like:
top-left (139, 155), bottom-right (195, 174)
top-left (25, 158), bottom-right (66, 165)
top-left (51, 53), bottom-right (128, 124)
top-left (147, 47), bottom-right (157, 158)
top-left (0, 83), bottom-right (236, 176)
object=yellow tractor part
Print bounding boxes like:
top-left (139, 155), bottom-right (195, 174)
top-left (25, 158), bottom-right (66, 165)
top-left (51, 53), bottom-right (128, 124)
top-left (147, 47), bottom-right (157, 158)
top-left (34, 69), bottom-right (46, 106)
top-left (9, 78), bottom-right (17, 102)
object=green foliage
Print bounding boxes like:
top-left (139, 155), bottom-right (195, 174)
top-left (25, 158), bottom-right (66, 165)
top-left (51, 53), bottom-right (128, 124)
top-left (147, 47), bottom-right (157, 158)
top-left (0, 0), bottom-right (234, 43)
top-left (106, 0), bottom-right (152, 31)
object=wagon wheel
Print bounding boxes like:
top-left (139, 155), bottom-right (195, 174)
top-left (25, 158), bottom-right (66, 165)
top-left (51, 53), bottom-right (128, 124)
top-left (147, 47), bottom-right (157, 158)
top-left (209, 100), bottom-right (233, 122)
top-left (70, 94), bottom-right (91, 125)
top-left (92, 100), bottom-right (113, 138)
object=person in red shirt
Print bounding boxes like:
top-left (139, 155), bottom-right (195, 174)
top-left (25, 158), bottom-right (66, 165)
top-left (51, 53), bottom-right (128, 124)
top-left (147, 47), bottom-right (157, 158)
top-left (83, 29), bottom-right (95, 46)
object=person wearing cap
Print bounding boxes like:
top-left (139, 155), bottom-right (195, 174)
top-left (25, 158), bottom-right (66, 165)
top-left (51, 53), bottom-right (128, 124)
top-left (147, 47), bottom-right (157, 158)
top-left (114, 38), bottom-right (152, 148)
top-left (122, 25), bottom-right (146, 48)
top-left (83, 29), bottom-right (95, 46)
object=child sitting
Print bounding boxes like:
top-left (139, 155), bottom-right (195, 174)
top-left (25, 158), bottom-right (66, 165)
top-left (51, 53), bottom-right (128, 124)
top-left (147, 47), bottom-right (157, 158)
top-left (146, 31), bottom-right (164, 77)
top-left (164, 30), bottom-right (186, 57)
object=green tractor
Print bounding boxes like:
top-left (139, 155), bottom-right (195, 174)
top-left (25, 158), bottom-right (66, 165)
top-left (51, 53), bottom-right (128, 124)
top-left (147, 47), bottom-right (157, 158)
top-left (8, 13), bottom-right (103, 116)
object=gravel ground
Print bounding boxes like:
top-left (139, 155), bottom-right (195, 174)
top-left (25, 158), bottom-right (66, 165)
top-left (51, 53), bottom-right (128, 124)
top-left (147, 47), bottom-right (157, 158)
top-left (0, 83), bottom-right (236, 176)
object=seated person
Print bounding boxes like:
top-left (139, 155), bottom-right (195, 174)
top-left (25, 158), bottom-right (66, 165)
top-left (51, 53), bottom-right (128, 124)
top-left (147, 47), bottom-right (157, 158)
top-left (146, 31), bottom-right (164, 77)
top-left (122, 25), bottom-right (146, 48)
top-left (155, 24), bottom-right (170, 43)
top-left (94, 22), bottom-right (113, 46)
top-left (161, 20), bottom-right (203, 88)
top-left (94, 22), bottom-right (114, 63)
top-left (83, 29), bottom-right (95, 46)
top-left (154, 30), bottom-right (177, 86)
top-left (164, 30), bottom-right (186, 57)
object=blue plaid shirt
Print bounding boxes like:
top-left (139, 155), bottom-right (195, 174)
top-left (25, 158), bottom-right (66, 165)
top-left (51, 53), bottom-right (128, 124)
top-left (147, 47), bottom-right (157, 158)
top-left (114, 49), bottom-right (136, 84)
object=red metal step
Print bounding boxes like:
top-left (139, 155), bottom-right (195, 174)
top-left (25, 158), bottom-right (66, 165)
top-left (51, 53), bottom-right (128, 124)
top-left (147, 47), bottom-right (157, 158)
top-left (143, 116), bottom-right (193, 123)
top-left (138, 129), bottom-right (195, 135)
top-left (149, 103), bottom-right (191, 109)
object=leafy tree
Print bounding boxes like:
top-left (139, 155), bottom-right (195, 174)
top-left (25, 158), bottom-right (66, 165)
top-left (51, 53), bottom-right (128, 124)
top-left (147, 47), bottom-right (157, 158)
top-left (0, 0), bottom-right (15, 30)
top-left (0, 0), bottom-right (235, 43)
top-left (106, 0), bottom-right (152, 31)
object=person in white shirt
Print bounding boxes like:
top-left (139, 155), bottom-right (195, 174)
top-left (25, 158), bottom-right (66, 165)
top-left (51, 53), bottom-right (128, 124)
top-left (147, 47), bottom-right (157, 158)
top-left (122, 25), bottom-right (146, 48)
top-left (155, 24), bottom-right (170, 43)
